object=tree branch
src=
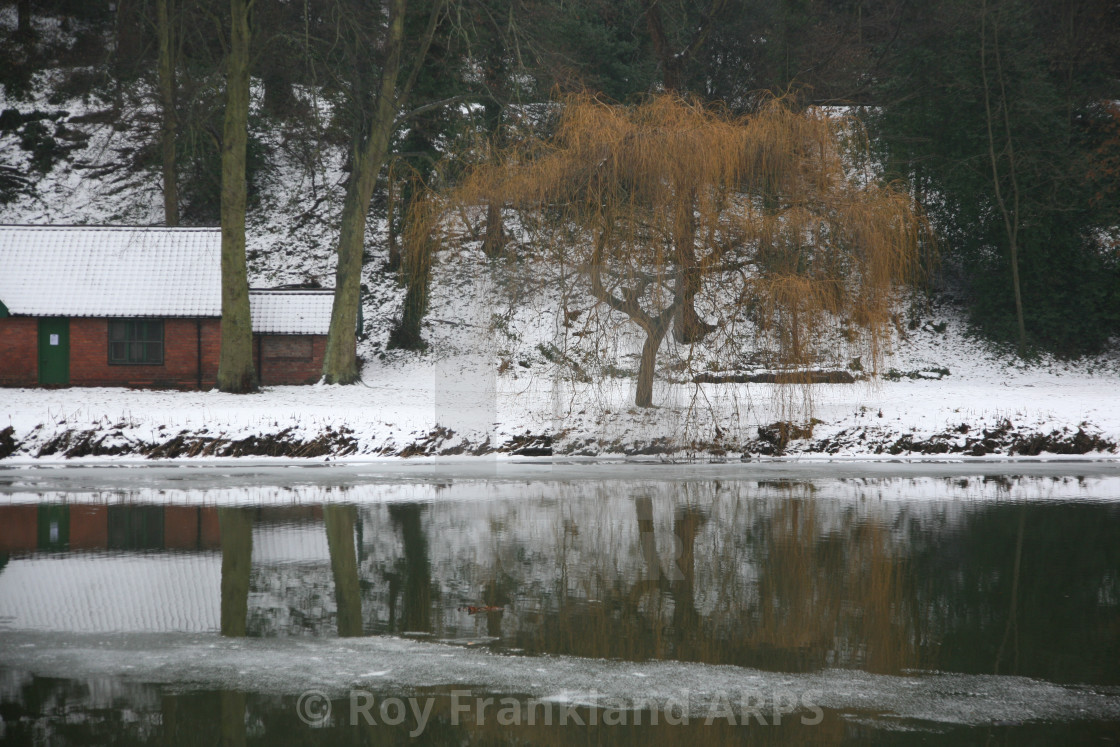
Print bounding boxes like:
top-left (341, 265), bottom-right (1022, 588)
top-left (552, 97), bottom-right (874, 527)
top-left (394, 93), bottom-right (492, 128)
top-left (396, 0), bottom-right (447, 109)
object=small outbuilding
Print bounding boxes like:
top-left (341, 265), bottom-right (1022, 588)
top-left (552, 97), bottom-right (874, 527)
top-left (0, 225), bottom-right (334, 388)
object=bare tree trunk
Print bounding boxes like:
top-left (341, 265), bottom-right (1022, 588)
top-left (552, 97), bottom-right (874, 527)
top-left (388, 201), bottom-right (432, 350)
top-left (16, 0), bottom-right (31, 38)
top-left (642, 0), bottom-right (683, 92)
top-left (479, 94), bottom-right (507, 258)
top-left (980, 0), bottom-right (1027, 351)
top-left (636, 318), bottom-right (672, 408)
top-left (641, 4), bottom-right (723, 345)
top-left (482, 197), bottom-right (505, 257)
top-left (217, 0), bottom-right (257, 393)
top-left (322, 0), bottom-right (420, 383)
top-left (114, 0), bottom-right (144, 77)
top-left (156, 0), bottom-right (180, 227)
top-left (671, 191), bottom-right (713, 343)
top-left (386, 170), bottom-right (401, 271)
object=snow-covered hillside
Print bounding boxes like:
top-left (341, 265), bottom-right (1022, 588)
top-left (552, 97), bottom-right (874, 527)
top-left (2, 26), bottom-right (1118, 462)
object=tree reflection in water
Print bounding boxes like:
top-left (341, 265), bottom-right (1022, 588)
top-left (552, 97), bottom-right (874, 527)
top-left (200, 482), bottom-right (1118, 685)
top-left (2, 476), bottom-right (1119, 744)
top-left (219, 507), bottom-right (253, 637)
top-left (324, 504), bottom-right (363, 637)
top-left (387, 503), bottom-right (432, 634)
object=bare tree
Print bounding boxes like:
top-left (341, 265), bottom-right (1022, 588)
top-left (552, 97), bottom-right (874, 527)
top-left (217, 0), bottom-right (257, 393)
top-left (321, 0), bottom-right (446, 384)
top-left (980, 0), bottom-right (1027, 351)
top-left (16, 0), bottom-right (32, 38)
top-left (156, 0), bottom-right (180, 226)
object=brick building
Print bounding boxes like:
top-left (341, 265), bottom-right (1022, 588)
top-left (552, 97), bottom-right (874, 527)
top-left (0, 225), bottom-right (334, 388)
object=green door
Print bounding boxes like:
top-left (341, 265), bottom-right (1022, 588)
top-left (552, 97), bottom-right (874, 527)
top-left (38, 317), bottom-right (69, 386)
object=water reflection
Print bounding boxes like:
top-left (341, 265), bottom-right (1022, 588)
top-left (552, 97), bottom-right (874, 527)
top-left (324, 504), bottom-right (363, 637)
top-left (0, 477), bottom-right (1117, 687)
top-left (219, 507), bottom-right (253, 637)
top-left (386, 503), bottom-right (433, 635)
top-left (2, 674), bottom-right (1117, 746)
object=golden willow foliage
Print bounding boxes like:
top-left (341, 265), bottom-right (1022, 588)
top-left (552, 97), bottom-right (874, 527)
top-left (414, 93), bottom-right (930, 408)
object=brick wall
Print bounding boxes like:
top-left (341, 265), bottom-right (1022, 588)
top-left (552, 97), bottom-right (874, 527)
top-left (255, 333), bottom-right (326, 386)
top-left (0, 317), bottom-right (221, 389)
top-left (0, 318), bottom-right (326, 388)
top-left (69, 318), bottom-right (221, 389)
top-left (0, 317), bottom-right (38, 386)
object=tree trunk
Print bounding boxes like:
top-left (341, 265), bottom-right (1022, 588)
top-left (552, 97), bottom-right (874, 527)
top-left (322, 0), bottom-right (408, 384)
top-left (262, 68), bottom-right (295, 117)
top-left (386, 173), bottom-right (401, 271)
top-left (16, 0), bottom-right (31, 38)
top-left (325, 505), bottom-right (363, 637)
top-left (588, 235), bottom-right (679, 408)
top-left (217, 0), bottom-right (257, 393)
top-left (636, 318), bottom-right (671, 408)
top-left (114, 0), bottom-right (144, 78)
top-left (980, 0), bottom-right (1027, 352)
top-left (671, 192), bottom-right (713, 343)
top-left (156, 0), bottom-right (180, 227)
top-left (642, 0), bottom-right (683, 92)
top-left (481, 93), bottom-right (506, 258)
top-left (481, 197), bottom-right (505, 257)
top-left (387, 220), bottom-right (431, 350)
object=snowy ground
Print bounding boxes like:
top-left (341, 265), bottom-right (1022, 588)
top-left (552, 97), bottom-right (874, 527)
top-left (2, 305), bottom-right (1118, 462)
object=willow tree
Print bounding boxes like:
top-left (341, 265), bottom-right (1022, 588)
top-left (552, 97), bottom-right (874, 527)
top-left (441, 94), bottom-right (927, 408)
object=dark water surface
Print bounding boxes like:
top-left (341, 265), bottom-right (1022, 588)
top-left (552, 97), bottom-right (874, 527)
top-left (1, 463), bottom-right (1118, 744)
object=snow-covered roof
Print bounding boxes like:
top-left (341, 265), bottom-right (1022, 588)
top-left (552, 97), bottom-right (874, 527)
top-left (250, 289), bottom-right (333, 335)
top-left (0, 226), bottom-right (336, 335)
top-left (0, 225), bottom-right (221, 317)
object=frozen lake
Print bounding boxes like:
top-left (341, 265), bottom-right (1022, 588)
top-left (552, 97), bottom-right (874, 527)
top-left (1, 462), bottom-right (1118, 744)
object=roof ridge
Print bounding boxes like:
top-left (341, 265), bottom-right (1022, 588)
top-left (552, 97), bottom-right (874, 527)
top-left (0, 224), bottom-right (220, 231)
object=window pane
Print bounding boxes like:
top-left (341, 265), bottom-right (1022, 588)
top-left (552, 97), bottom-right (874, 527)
top-left (109, 319), bottom-right (164, 365)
